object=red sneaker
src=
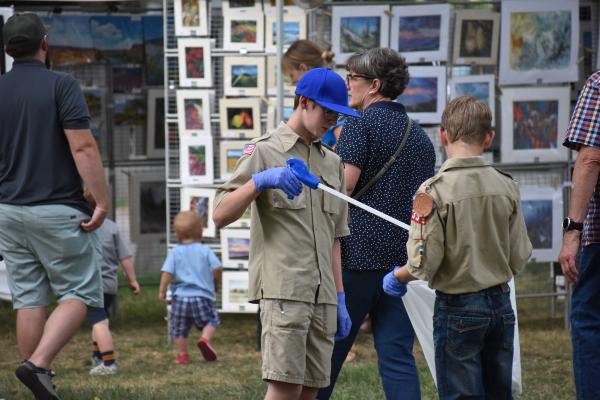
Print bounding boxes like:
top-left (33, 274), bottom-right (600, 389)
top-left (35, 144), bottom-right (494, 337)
top-left (197, 337), bottom-right (217, 361)
top-left (175, 353), bottom-right (189, 364)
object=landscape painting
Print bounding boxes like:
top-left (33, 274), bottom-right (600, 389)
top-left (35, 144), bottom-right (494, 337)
top-left (450, 75), bottom-right (495, 125)
top-left (231, 20), bottom-right (257, 44)
top-left (114, 95), bottom-right (145, 126)
top-left (90, 16), bottom-right (143, 64)
top-left (232, 65), bottom-right (258, 88)
top-left (512, 100), bottom-right (558, 150)
top-left (221, 230), bottom-right (251, 269)
top-left (221, 271), bottom-right (258, 313)
top-left (391, 4), bottom-right (449, 63)
top-left (219, 141), bottom-right (246, 180)
top-left (522, 200), bottom-right (553, 249)
top-left (340, 17), bottom-right (380, 53)
top-left (398, 15), bottom-right (441, 52)
top-left (142, 15), bottom-right (164, 86)
top-left (42, 15), bottom-right (96, 67)
top-left (227, 237), bottom-right (250, 260)
top-left (272, 21), bottom-right (300, 46)
top-left (398, 77), bottom-right (438, 113)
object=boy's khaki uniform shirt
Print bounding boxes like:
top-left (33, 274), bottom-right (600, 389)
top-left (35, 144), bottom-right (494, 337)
top-left (407, 156), bottom-right (532, 294)
top-left (215, 123), bottom-right (350, 305)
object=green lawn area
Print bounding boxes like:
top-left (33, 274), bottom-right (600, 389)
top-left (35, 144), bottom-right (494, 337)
top-left (0, 265), bottom-right (575, 399)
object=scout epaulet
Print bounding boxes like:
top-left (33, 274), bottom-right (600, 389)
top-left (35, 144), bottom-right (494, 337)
top-left (411, 191), bottom-right (434, 260)
top-left (242, 133), bottom-right (271, 156)
top-left (321, 142), bottom-right (335, 153)
top-left (493, 167), bottom-right (514, 180)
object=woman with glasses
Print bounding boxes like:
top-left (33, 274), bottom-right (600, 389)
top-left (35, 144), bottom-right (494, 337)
top-left (282, 40), bottom-right (344, 147)
top-left (318, 48), bottom-right (436, 400)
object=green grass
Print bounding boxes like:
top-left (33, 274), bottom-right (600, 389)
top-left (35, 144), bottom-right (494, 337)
top-left (0, 266), bottom-right (576, 399)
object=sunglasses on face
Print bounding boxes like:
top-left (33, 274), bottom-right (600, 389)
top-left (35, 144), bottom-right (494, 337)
top-left (346, 73), bottom-right (375, 85)
top-left (319, 105), bottom-right (339, 121)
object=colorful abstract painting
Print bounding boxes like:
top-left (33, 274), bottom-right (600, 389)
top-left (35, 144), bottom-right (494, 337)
top-left (513, 100), bottom-right (558, 150)
top-left (459, 19), bottom-right (494, 58)
top-left (509, 11), bottom-right (571, 71)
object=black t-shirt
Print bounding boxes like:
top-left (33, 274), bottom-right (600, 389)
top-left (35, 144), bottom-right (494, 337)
top-left (0, 59), bottom-right (92, 215)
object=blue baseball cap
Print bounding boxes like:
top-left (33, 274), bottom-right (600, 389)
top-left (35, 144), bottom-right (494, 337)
top-left (295, 68), bottom-right (360, 118)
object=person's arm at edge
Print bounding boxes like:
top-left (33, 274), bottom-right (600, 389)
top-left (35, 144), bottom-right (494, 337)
top-left (213, 267), bottom-right (223, 293)
top-left (344, 163), bottom-right (361, 195)
top-left (65, 129), bottom-right (108, 231)
top-left (158, 272), bottom-right (172, 303)
top-left (332, 238), bottom-right (343, 293)
top-left (119, 256), bottom-right (140, 295)
top-left (213, 181), bottom-right (260, 228)
top-left (559, 145), bottom-right (600, 283)
top-left (394, 265), bottom-right (419, 283)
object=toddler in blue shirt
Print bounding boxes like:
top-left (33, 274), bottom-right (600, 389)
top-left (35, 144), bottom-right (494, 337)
top-left (159, 211), bottom-right (222, 364)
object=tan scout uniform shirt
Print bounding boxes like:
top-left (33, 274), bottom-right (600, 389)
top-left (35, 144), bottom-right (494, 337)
top-left (215, 123), bottom-right (350, 305)
top-left (406, 156), bottom-right (532, 294)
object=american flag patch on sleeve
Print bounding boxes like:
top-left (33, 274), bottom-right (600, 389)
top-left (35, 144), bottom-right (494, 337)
top-left (243, 144), bottom-right (256, 156)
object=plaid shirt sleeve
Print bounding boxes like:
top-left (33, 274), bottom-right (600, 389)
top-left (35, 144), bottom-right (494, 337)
top-left (564, 72), bottom-right (600, 151)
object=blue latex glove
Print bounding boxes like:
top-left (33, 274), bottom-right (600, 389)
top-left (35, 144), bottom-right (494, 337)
top-left (287, 158), bottom-right (320, 189)
top-left (335, 292), bottom-right (352, 341)
top-left (382, 266), bottom-right (408, 297)
top-left (252, 167), bottom-right (303, 199)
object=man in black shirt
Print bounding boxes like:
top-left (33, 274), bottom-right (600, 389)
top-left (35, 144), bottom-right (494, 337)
top-left (0, 13), bottom-right (108, 400)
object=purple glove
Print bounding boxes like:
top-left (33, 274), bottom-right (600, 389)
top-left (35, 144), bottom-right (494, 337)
top-left (252, 167), bottom-right (303, 199)
top-left (382, 266), bottom-right (408, 297)
top-left (335, 292), bottom-right (352, 341)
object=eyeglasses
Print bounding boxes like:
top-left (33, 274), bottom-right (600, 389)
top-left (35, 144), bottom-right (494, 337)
top-left (317, 104), bottom-right (339, 121)
top-left (346, 73), bottom-right (375, 85)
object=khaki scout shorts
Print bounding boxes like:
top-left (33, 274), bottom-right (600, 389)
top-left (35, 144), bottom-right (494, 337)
top-left (0, 204), bottom-right (103, 309)
top-left (260, 299), bottom-right (337, 388)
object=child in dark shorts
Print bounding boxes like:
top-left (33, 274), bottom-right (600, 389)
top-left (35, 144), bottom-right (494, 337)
top-left (159, 211), bottom-right (223, 364)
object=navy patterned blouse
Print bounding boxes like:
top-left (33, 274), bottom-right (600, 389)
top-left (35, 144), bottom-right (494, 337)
top-left (336, 101), bottom-right (436, 271)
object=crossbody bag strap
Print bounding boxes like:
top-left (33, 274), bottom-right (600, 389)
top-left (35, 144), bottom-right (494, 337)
top-left (352, 118), bottom-right (413, 201)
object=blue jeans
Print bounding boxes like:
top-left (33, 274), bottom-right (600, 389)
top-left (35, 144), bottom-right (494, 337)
top-left (434, 285), bottom-right (515, 400)
top-left (571, 244), bottom-right (600, 400)
top-left (317, 270), bottom-right (420, 400)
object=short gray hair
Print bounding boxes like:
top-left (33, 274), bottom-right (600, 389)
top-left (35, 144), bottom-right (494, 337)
top-left (346, 48), bottom-right (410, 98)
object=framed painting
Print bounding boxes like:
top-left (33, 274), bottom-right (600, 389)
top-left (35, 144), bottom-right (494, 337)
top-left (449, 74), bottom-right (496, 126)
top-left (520, 186), bottom-right (563, 262)
top-left (178, 38), bottom-right (212, 87)
top-left (222, 0), bottom-right (262, 13)
top-left (42, 15), bottom-right (96, 68)
top-left (147, 88), bottom-right (165, 158)
top-left (90, 16), bottom-right (143, 64)
top-left (453, 10), bottom-right (500, 65)
top-left (390, 4), bottom-right (450, 63)
top-left (223, 56), bottom-right (265, 97)
top-left (265, 13), bottom-right (306, 53)
top-left (500, 86), bottom-right (570, 163)
top-left (223, 12), bottom-right (265, 52)
top-left (499, 0), bottom-right (579, 85)
top-left (266, 55), bottom-right (295, 96)
top-left (179, 135), bottom-right (214, 184)
top-left (331, 5), bottom-right (390, 65)
top-left (219, 97), bottom-right (262, 139)
top-left (396, 66), bottom-right (446, 124)
top-left (180, 187), bottom-right (216, 237)
top-left (219, 140), bottom-right (246, 180)
top-left (0, 7), bottom-right (13, 73)
top-left (176, 89), bottom-right (212, 136)
top-left (129, 170), bottom-right (167, 243)
top-left (114, 94), bottom-right (145, 126)
top-left (142, 15), bottom-right (165, 86)
top-left (174, 0), bottom-right (209, 36)
top-left (221, 271), bottom-right (258, 313)
top-left (220, 229), bottom-right (251, 269)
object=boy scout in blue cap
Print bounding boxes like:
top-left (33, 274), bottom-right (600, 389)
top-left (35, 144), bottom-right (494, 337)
top-left (214, 68), bottom-right (359, 400)
top-left (383, 96), bottom-right (532, 399)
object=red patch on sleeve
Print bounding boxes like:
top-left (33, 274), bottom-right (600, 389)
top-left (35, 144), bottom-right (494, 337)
top-left (243, 144), bottom-right (256, 156)
top-left (411, 211), bottom-right (427, 225)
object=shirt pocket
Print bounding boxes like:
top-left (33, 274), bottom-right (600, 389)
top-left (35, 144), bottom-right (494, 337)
top-left (272, 189), bottom-right (306, 210)
top-left (321, 174), bottom-right (341, 215)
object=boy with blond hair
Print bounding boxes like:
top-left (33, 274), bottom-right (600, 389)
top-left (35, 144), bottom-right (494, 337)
top-left (383, 96), bottom-right (532, 399)
top-left (159, 211), bottom-right (222, 364)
